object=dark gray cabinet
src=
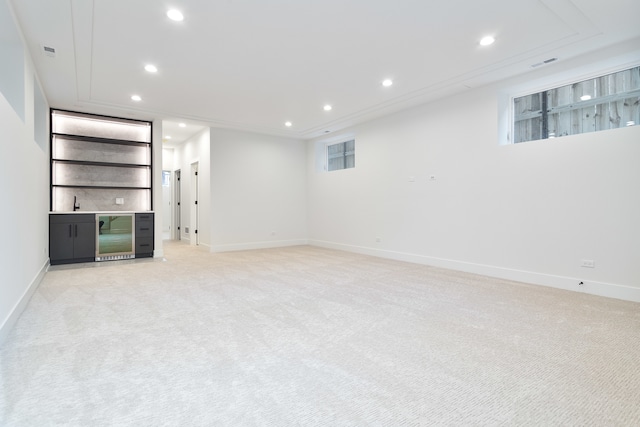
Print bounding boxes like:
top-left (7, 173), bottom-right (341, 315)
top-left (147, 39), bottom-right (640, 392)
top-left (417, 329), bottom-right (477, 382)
top-left (50, 214), bottom-right (96, 265)
top-left (135, 213), bottom-right (154, 257)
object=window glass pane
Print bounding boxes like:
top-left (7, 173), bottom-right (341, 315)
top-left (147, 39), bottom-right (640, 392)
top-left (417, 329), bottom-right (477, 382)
top-left (327, 140), bottom-right (355, 171)
top-left (514, 66), bottom-right (640, 143)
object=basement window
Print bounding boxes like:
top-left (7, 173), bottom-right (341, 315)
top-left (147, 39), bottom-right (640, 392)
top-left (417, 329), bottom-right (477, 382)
top-left (513, 66), bottom-right (640, 143)
top-left (327, 139), bottom-right (355, 171)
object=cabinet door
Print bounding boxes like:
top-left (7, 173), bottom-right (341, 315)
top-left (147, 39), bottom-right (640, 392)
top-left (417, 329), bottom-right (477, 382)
top-left (73, 222), bottom-right (96, 260)
top-left (50, 222), bottom-right (74, 262)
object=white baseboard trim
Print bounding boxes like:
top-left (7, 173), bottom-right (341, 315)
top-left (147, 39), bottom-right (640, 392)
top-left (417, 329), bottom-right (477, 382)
top-left (0, 259), bottom-right (48, 346)
top-left (309, 240), bottom-right (640, 303)
top-left (211, 239), bottom-right (309, 253)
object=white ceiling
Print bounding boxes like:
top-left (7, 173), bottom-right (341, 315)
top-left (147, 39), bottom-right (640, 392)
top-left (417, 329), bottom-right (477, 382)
top-left (9, 0), bottom-right (640, 143)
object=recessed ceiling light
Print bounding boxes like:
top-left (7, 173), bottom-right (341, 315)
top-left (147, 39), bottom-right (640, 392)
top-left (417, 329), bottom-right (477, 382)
top-left (480, 36), bottom-right (495, 46)
top-left (179, 123), bottom-right (186, 128)
top-left (382, 79), bottom-right (393, 87)
top-left (323, 105), bottom-right (332, 111)
top-left (165, 135), bottom-right (172, 139)
top-left (626, 121), bottom-right (635, 126)
top-left (145, 64), bottom-right (158, 73)
top-left (167, 9), bottom-right (184, 21)
top-left (131, 95), bottom-right (142, 101)
top-left (580, 95), bottom-right (592, 101)
top-left (285, 121), bottom-right (292, 127)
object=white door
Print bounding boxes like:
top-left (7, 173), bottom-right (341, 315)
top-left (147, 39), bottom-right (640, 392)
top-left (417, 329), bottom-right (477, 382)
top-left (174, 169), bottom-right (181, 240)
top-left (190, 162), bottom-right (199, 245)
top-left (162, 171), bottom-right (171, 238)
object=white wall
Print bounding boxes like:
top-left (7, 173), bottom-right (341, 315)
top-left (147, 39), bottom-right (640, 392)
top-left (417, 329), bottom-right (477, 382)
top-left (152, 120), bottom-right (164, 257)
top-left (0, 0), bottom-right (50, 344)
top-left (307, 55), bottom-right (640, 302)
top-left (172, 128), bottom-right (211, 246)
top-left (209, 128), bottom-right (307, 252)
top-left (162, 147), bottom-right (174, 171)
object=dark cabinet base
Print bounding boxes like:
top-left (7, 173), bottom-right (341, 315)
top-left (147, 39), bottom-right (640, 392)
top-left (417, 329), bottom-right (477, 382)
top-left (50, 214), bottom-right (96, 265)
top-left (49, 213), bottom-right (154, 265)
top-left (135, 213), bottom-right (154, 257)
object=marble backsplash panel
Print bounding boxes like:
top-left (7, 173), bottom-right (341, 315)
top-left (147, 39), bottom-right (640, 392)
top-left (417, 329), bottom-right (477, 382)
top-left (52, 187), bottom-right (151, 212)
top-left (53, 163), bottom-right (150, 187)
top-left (53, 137), bottom-right (150, 164)
top-left (52, 112), bottom-right (151, 142)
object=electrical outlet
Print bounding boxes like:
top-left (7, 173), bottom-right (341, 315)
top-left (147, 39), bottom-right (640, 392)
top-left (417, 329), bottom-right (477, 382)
top-left (581, 259), bottom-right (595, 268)
top-left (429, 175), bottom-right (436, 181)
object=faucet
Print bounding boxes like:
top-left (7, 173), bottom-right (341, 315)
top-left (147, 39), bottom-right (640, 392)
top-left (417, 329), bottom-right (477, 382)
top-left (73, 196), bottom-right (80, 211)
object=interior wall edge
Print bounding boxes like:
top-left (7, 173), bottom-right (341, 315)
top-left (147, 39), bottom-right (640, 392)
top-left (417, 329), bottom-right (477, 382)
top-left (308, 240), bottom-right (640, 304)
top-left (0, 259), bottom-right (48, 347)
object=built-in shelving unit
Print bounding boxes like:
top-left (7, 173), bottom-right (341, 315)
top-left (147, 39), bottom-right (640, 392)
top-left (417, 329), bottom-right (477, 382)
top-left (50, 110), bottom-right (152, 212)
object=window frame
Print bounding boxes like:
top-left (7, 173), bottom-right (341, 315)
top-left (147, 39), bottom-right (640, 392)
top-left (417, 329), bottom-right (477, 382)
top-left (326, 138), bottom-right (356, 172)
top-left (316, 132), bottom-right (356, 172)
top-left (509, 64), bottom-right (640, 144)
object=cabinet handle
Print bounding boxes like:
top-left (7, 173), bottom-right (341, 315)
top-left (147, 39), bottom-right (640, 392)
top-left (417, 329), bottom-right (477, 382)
top-left (140, 227), bottom-right (149, 231)
top-left (139, 243), bottom-right (150, 247)
top-left (69, 224), bottom-right (72, 238)
top-left (75, 224), bottom-right (78, 237)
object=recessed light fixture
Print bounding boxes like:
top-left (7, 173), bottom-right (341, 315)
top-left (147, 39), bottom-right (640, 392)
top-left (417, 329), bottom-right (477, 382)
top-left (179, 123), bottom-right (186, 128)
top-left (145, 64), bottom-right (158, 73)
top-left (627, 121), bottom-right (636, 126)
top-left (167, 9), bottom-right (184, 21)
top-left (131, 95), bottom-right (142, 101)
top-left (580, 95), bottom-right (592, 101)
top-left (165, 135), bottom-right (172, 140)
top-left (285, 121), bottom-right (292, 127)
top-left (323, 105), bottom-right (332, 111)
top-left (480, 36), bottom-right (495, 46)
top-left (382, 79), bottom-right (393, 87)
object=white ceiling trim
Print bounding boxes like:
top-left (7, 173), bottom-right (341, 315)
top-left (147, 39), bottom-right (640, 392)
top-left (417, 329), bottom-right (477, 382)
top-left (71, 0), bottom-right (93, 103)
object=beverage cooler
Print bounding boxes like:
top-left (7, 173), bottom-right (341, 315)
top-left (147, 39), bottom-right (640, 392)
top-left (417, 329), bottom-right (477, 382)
top-left (95, 214), bottom-right (135, 261)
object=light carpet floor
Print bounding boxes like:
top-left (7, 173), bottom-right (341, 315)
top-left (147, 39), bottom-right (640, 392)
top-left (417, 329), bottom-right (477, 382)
top-left (1, 241), bottom-right (639, 426)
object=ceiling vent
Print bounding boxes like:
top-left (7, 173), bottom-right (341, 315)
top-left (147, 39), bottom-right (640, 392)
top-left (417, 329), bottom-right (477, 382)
top-left (43, 45), bottom-right (56, 57)
top-left (531, 57), bottom-right (558, 68)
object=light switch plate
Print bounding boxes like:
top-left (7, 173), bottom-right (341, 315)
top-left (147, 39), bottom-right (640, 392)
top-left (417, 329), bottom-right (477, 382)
top-left (116, 197), bottom-right (124, 205)
top-left (581, 259), bottom-right (595, 268)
